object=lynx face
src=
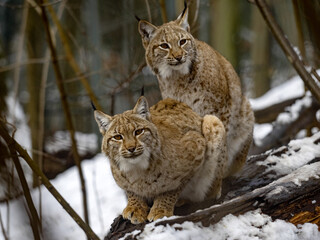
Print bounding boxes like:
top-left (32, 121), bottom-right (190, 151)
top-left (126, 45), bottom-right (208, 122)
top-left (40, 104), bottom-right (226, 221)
top-left (94, 97), bottom-right (159, 172)
top-left (138, 8), bottom-right (196, 79)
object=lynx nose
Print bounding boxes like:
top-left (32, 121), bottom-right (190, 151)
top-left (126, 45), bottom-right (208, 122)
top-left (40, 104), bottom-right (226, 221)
top-left (127, 147), bottom-right (136, 153)
top-left (175, 55), bottom-right (182, 61)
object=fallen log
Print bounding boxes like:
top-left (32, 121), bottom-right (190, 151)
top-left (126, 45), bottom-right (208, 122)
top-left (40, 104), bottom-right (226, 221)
top-left (105, 133), bottom-right (320, 240)
top-left (254, 96), bottom-right (302, 124)
top-left (251, 95), bottom-right (320, 155)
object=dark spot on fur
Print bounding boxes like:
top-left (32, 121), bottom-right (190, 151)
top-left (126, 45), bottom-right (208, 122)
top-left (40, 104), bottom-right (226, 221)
top-left (193, 98), bottom-right (200, 104)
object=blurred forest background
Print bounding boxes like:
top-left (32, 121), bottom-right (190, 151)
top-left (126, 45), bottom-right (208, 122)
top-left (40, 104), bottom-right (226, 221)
top-left (0, 0), bottom-right (319, 213)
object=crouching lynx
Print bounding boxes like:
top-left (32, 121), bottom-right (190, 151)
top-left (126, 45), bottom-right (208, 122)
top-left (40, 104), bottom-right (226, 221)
top-left (94, 97), bottom-right (226, 224)
top-left (138, 4), bottom-right (254, 176)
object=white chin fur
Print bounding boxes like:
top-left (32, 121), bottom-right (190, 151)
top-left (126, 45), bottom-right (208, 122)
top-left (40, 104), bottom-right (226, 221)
top-left (118, 150), bottom-right (150, 172)
top-left (158, 60), bottom-right (191, 79)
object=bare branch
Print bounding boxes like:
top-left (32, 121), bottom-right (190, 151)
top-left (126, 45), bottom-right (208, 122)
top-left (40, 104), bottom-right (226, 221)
top-left (2, 127), bottom-right (41, 239)
top-left (44, 0), bottom-right (102, 110)
top-left (38, 0), bottom-right (91, 232)
top-left (254, 0), bottom-right (320, 102)
top-left (0, 209), bottom-right (9, 240)
top-left (0, 122), bottom-right (100, 240)
top-left (144, 0), bottom-right (152, 22)
top-left (159, 0), bottom-right (168, 23)
top-left (13, 1), bottom-right (28, 122)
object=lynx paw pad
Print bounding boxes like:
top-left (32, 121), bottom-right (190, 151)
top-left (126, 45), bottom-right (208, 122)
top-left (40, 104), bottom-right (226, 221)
top-left (122, 205), bottom-right (149, 224)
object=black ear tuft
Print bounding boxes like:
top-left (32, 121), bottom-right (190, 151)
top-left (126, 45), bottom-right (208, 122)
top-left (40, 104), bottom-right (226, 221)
top-left (91, 101), bottom-right (97, 111)
top-left (182, 1), bottom-right (187, 16)
top-left (135, 15), bottom-right (141, 22)
top-left (140, 86), bottom-right (145, 96)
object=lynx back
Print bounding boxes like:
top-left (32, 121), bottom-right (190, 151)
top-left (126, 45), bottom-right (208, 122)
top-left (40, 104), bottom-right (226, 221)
top-left (138, 4), bottom-right (254, 176)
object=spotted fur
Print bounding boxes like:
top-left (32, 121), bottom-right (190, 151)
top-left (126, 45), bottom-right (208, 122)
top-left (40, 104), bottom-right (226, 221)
top-left (138, 5), bottom-right (254, 177)
top-left (94, 97), bottom-right (226, 224)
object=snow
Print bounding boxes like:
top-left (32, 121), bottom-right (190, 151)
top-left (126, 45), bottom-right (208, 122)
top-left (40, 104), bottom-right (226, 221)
top-left (1, 145), bottom-right (319, 239)
top-left (45, 131), bottom-right (98, 156)
top-left (260, 132), bottom-right (320, 176)
top-left (124, 209), bottom-right (320, 240)
top-left (0, 155), bottom-right (126, 240)
top-left (276, 92), bottom-right (312, 124)
top-left (249, 74), bottom-right (305, 111)
top-left (1, 72), bottom-right (320, 239)
top-left (253, 123), bottom-right (273, 146)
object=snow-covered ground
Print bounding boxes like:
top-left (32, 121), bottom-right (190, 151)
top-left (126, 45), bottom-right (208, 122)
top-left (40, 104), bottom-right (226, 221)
top-left (1, 73), bottom-right (319, 239)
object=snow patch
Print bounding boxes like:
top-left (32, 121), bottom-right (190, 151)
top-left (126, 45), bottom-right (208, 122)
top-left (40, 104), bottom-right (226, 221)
top-left (276, 92), bottom-right (312, 124)
top-left (129, 209), bottom-right (320, 240)
top-left (253, 123), bottom-right (273, 146)
top-left (0, 154), bottom-right (126, 240)
top-left (259, 132), bottom-right (320, 175)
top-left (250, 75), bottom-right (305, 110)
top-left (45, 131), bottom-right (98, 156)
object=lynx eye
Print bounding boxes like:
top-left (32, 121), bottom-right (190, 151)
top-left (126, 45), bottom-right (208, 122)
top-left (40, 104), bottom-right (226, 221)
top-left (113, 135), bottom-right (123, 140)
top-left (179, 39), bottom-right (187, 46)
top-left (134, 129), bottom-right (144, 136)
top-left (160, 43), bottom-right (170, 49)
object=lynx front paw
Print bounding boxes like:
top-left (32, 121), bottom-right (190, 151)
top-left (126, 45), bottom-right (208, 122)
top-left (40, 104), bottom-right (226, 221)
top-left (147, 207), bottom-right (173, 222)
top-left (122, 205), bottom-right (149, 224)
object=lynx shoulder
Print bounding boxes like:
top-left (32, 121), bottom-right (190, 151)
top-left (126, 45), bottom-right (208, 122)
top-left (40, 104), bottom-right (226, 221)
top-left (138, 4), bottom-right (254, 176)
top-left (94, 97), bottom-right (226, 224)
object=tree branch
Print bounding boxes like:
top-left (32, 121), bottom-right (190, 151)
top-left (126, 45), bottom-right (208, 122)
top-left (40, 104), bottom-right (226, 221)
top-left (44, 0), bottom-right (102, 110)
top-left (38, 0), bottom-right (90, 232)
top-left (254, 0), bottom-right (320, 102)
top-left (0, 122), bottom-right (100, 240)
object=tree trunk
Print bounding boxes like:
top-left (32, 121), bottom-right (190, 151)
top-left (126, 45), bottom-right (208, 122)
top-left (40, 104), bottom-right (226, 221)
top-left (251, 6), bottom-right (270, 97)
top-left (211, 0), bottom-right (239, 69)
top-left (26, 0), bottom-right (45, 187)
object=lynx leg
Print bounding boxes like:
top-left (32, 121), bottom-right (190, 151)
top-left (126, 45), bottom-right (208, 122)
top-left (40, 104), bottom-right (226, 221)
top-left (202, 115), bottom-right (227, 200)
top-left (122, 192), bottom-right (149, 224)
top-left (227, 134), bottom-right (252, 176)
top-left (226, 98), bottom-right (254, 176)
top-left (148, 191), bottom-right (179, 222)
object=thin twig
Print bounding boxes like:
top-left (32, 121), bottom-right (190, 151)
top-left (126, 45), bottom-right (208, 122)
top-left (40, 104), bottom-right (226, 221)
top-left (37, 0), bottom-right (67, 225)
top-left (92, 167), bottom-right (105, 234)
top-left (110, 62), bottom-right (146, 96)
top-left (44, 0), bottom-right (102, 110)
top-left (159, 0), bottom-right (167, 23)
top-left (38, 0), bottom-right (91, 233)
top-left (0, 209), bottom-right (9, 240)
top-left (0, 0), bottom-right (62, 9)
top-left (191, 0), bottom-right (200, 28)
top-left (144, 0), bottom-right (152, 22)
top-left (5, 136), bottom-right (41, 239)
top-left (254, 0), bottom-right (320, 102)
top-left (0, 57), bottom-right (66, 73)
top-left (311, 68), bottom-right (320, 83)
top-left (13, 1), bottom-right (28, 124)
top-left (0, 122), bottom-right (100, 240)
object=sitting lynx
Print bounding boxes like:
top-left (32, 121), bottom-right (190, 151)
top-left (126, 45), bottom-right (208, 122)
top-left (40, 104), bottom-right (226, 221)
top-left (138, 4), bottom-right (254, 176)
top-left (94, 97), bottom-right (226, 224)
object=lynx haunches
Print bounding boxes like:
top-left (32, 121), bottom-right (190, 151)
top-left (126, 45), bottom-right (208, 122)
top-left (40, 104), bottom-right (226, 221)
top-left (138, 5), bottom-right (254, 176)
top-left (94, 97), bottom-right (226, 224)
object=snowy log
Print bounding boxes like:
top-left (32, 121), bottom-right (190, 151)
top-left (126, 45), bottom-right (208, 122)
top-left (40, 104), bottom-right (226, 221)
top-left (254, 96), bottom-right (301, 124)
top-left (105, 133), bottom-right (320, 240)
top-left (252, 95), bottom-right (319, 155)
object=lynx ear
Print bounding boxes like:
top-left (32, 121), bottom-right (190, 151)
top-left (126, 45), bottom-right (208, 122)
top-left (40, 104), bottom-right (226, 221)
top-left (138, 20), bottom-right (157, 48)
top-left (176, 2), bottom-right (190, 32)
top-left (133, 96), bottom-right (150, 120)
top-left (94, 110), bottom-right (112, 135)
